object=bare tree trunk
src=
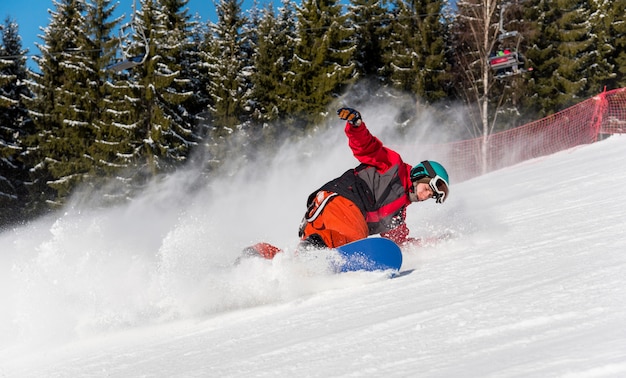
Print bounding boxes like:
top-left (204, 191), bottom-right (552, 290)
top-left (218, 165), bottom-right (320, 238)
top-left (481, 0), bottom-right (496, 174)
top-left (454, 0), bottom-right (501, 174)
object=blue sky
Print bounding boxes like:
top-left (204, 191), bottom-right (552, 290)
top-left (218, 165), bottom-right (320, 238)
top-left (0, 0), bottom-right (260, 67)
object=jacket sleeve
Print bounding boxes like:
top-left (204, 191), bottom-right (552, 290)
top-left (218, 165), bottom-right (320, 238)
top-left (380, 207), bottom-right (411, 245)
top-left (381, 222), bottom-right (410, 245)
top-left (344, 121), bottom-right (402, 172)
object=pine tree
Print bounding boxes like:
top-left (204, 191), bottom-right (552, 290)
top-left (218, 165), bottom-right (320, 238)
top-left (121, 0), bottom-right (196, 180)
top-left (83, 0), bottom-right (140, 201)
top-left (289, 0), bottom-right (355, 128)
top-left (24, 0), bottom-right (129, 207)
top-left (272, 0), bottom-right (298, 123)
top-left (524, 0), bottom-right (595, 115)
top-left (25, 0), bottom-right (95, 207)
top-left (249, 1), bottom-right (297, 127)
top-left (347, 0), bottom-right (391, 87)
top-left (206, 0), bottom-right (249, 132)
top-left (0, 17), bottom-right (32, 226)
top-left (611, 0), bottom-right (626, 88)
top-left (591, 0), bottom-right (626, 90)
top-left (387, 0), bottom-right (449, 103)
top-left (240, 1), bottom-right (261, 128)
top-left (248, 4), bottom-right (278, 126)
top-left (158, 0), bottom-right (200, 140)
top-left (189, 17), bottom-right (215, 139)
top-left (185, 13), bottom-right (212, 127)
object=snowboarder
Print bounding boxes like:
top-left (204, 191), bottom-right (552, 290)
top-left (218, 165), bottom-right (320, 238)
top-left (242, 108), bottom-right (450, 260)
top-left (298, 108), bottom-right (450, 249)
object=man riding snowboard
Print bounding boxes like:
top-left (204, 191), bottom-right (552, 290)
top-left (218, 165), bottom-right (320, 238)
top-left (246, 107), bottom-right (450, 259)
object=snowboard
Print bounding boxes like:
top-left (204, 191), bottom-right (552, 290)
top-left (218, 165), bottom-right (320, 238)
top-left (334, 237), bottom-right (403, 273)
top-left (239, 237), bottom-right (403, 273)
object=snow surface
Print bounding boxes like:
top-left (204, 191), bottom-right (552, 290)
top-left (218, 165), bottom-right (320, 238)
top-left (1, 125), bottom-right (626, 377)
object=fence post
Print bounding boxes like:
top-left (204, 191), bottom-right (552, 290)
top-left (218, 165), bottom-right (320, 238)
top-left (590, 88), bottom-right (609, 142)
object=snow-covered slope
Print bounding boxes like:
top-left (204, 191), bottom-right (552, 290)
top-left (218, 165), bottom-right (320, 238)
top-left (1, 132), bottom-right (625, 377)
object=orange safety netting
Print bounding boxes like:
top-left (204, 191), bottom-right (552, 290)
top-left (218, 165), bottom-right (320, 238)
top-left (416, 87), bottom-right (626, 183)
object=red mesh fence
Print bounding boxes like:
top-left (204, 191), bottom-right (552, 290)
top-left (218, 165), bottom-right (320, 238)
top-left (415, 87), bottom-right (626, 183)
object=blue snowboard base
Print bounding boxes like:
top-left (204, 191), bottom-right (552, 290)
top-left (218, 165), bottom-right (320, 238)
top-left (334, 238), bottom-right (403, 273)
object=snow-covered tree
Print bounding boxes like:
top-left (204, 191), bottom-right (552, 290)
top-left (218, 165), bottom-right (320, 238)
top-left (609, 0), bottom-right (626, 88)
top-left (386, 0), bottom-right (450, 103)
top-left (347, 0), bottom-right (391, 86)
top-left (78, 0), bottom-right (148, 202)
top-left (0, 17), bottom-right (32, 225)
top-left (23, 0), bottom-right (129, 207)
top-left (159, 0), bottom-right (201, 138)
top-left (25, 0), bottom-right (94, 206)
top-left (524, 0), bottom-right (596, 115)
top-left (289, 0), bottom-right (355, 128)
top-left (121, 0), bottom-right (196, 179)
top-left (206, 0), bottom-right (249, 132)
top-left (184, 13), bottom-right (212, 127)
top-left (240, 1), bottom-right (261, 128)
top-left (588, 0), bottom-right (626, 90)
top-left (249, 0), bottom-right (297, 127)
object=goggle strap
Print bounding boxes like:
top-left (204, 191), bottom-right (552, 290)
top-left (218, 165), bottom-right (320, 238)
top-left (421, 160), bottom-right (437, 178)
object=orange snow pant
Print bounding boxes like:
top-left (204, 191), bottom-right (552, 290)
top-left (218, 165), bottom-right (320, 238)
top-left (300, 191), bottom-right (369, 248)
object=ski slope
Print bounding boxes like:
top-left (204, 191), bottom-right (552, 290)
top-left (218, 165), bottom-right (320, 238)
top-left (1, 129), bottom-right (626, 377)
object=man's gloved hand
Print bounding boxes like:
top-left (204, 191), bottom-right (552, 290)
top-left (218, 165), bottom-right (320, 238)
top-left (337, 107), bottom-right (362, 126)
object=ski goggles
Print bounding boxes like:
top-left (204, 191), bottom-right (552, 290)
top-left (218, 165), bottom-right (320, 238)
top-left (428, 176), bottom-right (449, 204)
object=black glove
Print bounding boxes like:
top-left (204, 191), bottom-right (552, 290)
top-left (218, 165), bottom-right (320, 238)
top-left (337, 107), bottom-right (362, 126)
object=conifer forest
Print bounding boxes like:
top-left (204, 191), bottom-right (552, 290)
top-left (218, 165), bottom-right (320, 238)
top-left (1, 0), bottom-right (625, 227)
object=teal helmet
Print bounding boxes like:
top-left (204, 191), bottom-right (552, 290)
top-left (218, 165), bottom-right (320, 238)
top-left (410, 160), bottom-right (450, 204)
